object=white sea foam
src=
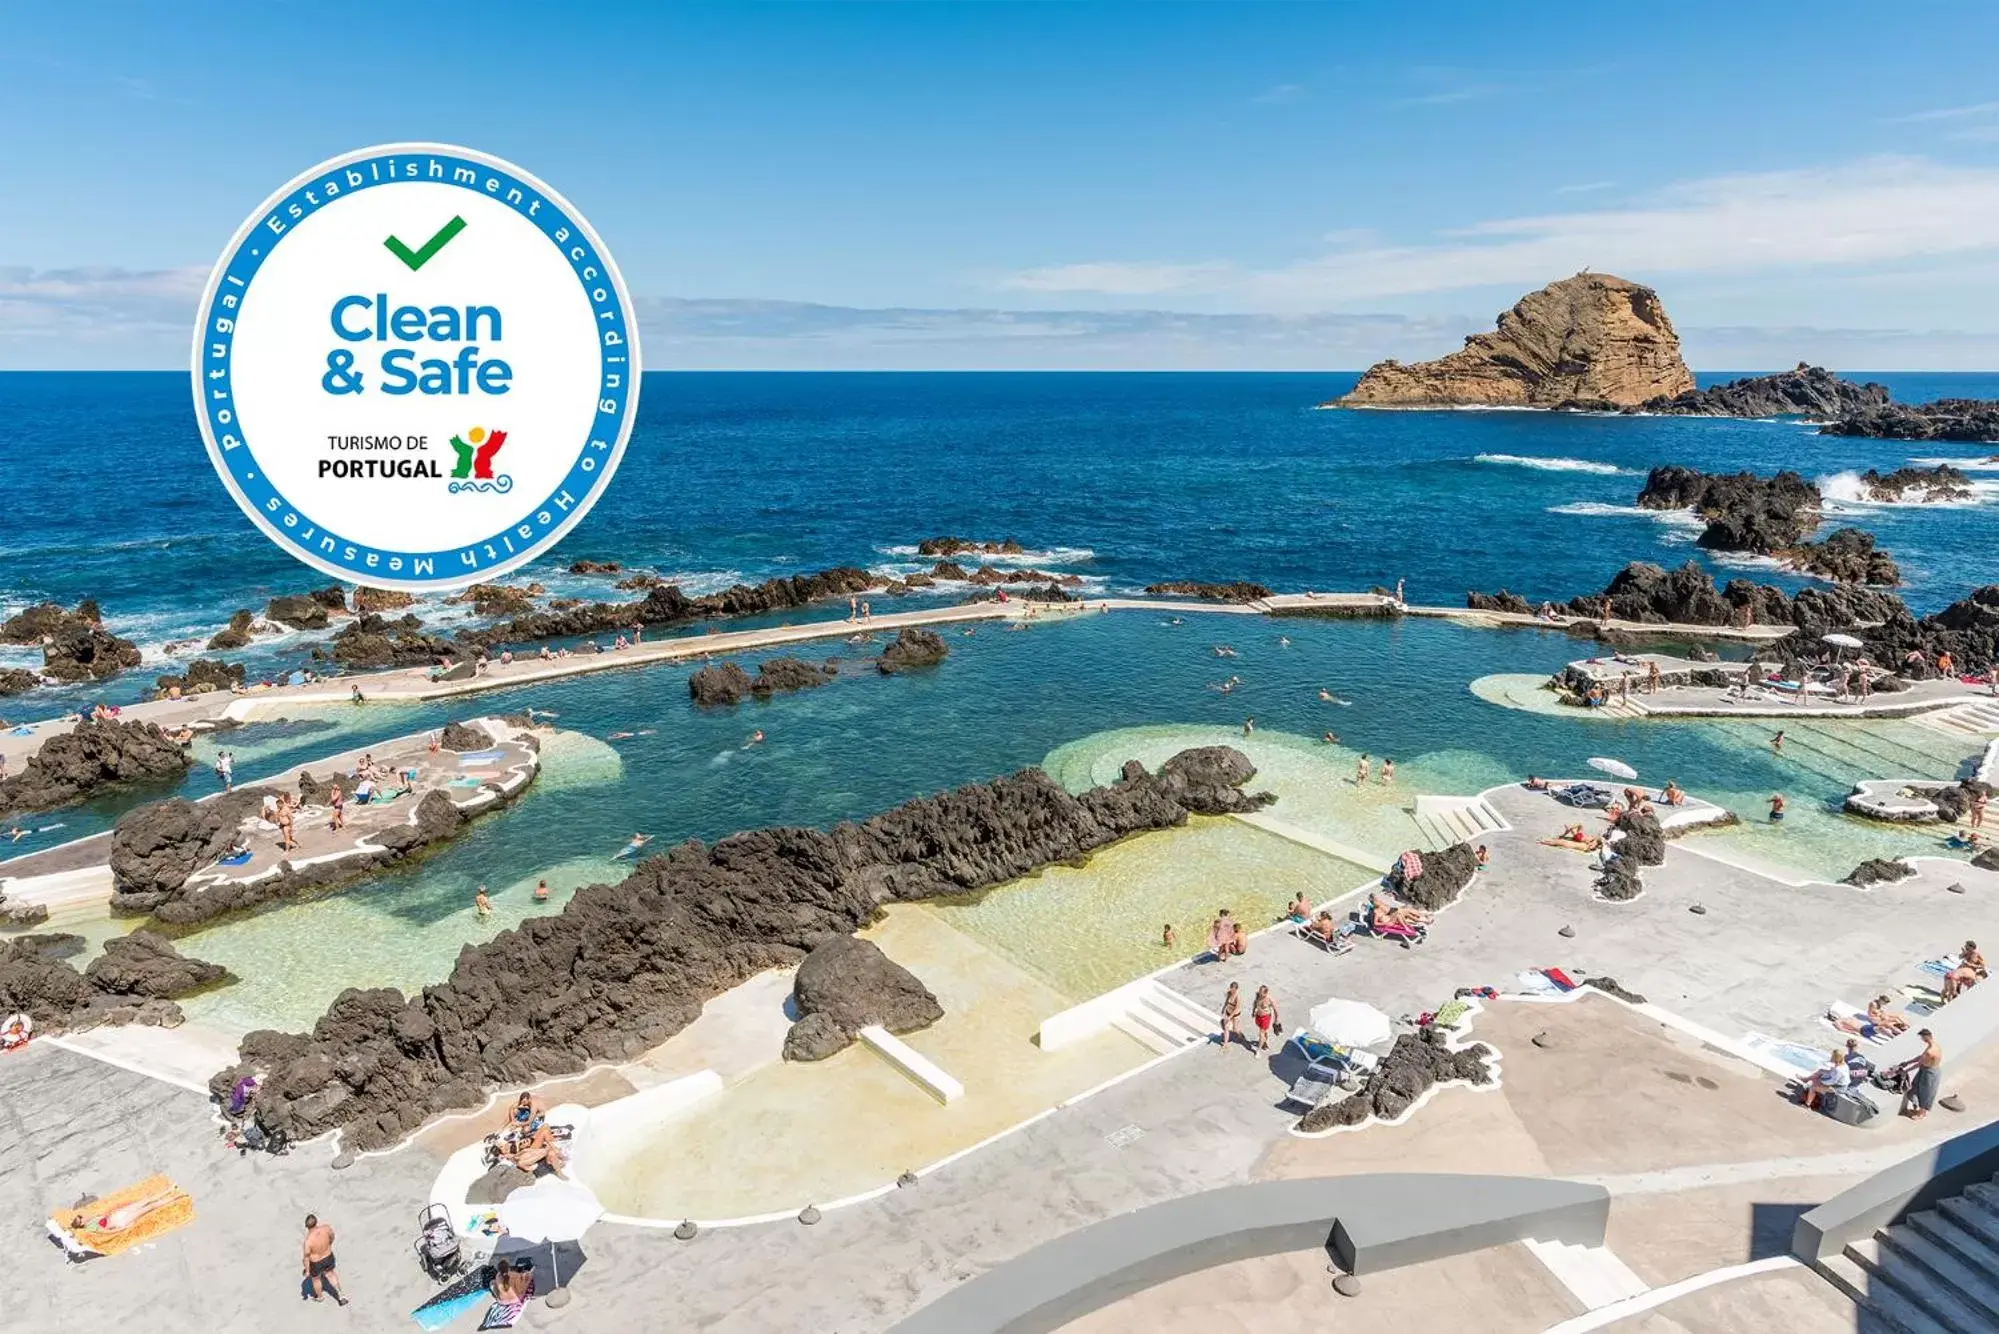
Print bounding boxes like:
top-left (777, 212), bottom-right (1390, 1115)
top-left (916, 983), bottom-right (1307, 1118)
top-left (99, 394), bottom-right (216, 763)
top-left (1473, 453), bottom-right (1627, 476)
top-left (1817, 469), bottom-right (1997, 510)
top-left (878, 543), bottom-right (1097, 567)
top-left (1546, 501), bottom-right (1707, 543)
top-left (1911, 455), bottom-right (1999, 471)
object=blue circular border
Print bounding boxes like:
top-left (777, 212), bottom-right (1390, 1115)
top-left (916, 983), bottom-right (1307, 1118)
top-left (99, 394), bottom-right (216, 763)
top-left (193, 147), bottom-right (637, 586)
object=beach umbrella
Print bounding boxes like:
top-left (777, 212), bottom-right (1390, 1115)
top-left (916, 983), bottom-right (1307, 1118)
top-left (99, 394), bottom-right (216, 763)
top-left (1823, 633), bottom-right (1865, 650)
top-left (1587, 757), bottom-right (1638, 781)
top-left (496, 1178), bottom-right (603, 1303)
top-left (1306, 998), bottom-right (1393, 1049)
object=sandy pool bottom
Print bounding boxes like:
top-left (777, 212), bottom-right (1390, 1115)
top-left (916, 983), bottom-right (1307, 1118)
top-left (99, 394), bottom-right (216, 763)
top-left (579, 905), bottom-right (1151, 1221)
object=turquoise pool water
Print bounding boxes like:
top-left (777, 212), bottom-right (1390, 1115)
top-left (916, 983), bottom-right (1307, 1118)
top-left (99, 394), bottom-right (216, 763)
top-left (10, 611), bottom-right (1989, 1033)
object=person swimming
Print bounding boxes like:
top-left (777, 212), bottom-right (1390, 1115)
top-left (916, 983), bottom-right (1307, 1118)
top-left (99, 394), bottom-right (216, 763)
top-left (533, 879), bottom-right (550, 903)
top-left (744, 730), bottom-right (765, 748)
top-left (606, 731), bottom-right (636, 740)
top-left (613, 832), bottom-right (653, 860)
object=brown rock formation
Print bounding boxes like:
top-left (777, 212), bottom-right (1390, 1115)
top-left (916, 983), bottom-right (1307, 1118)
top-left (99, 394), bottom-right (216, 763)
top-left (1336, 273), bottom-right (1693, 409)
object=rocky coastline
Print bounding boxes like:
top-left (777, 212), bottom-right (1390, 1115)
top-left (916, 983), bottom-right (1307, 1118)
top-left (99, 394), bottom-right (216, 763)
top-left (1467, 561), bottom-right (1904, 634)
top-left (1636, 364), bottom-right (1890, 418)
top-left (0, 718), bottom-right (192, 818)
top-left (225, 746), bottom-right (1274, 1151)
top-left (1822, 398), bottom-right (1999, 443)
top-left (0, 929), bottom-right (229, 1034)
top-left (105, 721), bottom-right (539, 925)
top-left (1143, 580), bottom-right (1273, 602)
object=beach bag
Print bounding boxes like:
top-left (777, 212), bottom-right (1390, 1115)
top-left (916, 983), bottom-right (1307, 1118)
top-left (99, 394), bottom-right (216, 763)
top-left (1821, 1088), bottom-right (1878, 1127)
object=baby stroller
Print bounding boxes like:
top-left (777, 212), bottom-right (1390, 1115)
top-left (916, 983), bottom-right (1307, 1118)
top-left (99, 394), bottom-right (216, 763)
top-left (414, 1203), bottom-right (463, 1282)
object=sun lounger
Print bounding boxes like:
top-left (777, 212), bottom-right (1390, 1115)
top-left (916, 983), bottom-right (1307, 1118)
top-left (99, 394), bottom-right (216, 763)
top-left (1821, 1000), bottom-right (1890, 1044)
top-left (1292, 921), bottom-right (1355, 954)
top-left (1280, 1058), bottom-right (1349, 1111)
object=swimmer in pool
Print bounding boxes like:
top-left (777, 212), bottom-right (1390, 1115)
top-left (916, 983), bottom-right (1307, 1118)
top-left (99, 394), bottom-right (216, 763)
top-left (744, 730), bottom-right (765, 748)
top-left (606, 731), bottom-right (635, 740)
top-left (613, 833), bottom-right (653, 860)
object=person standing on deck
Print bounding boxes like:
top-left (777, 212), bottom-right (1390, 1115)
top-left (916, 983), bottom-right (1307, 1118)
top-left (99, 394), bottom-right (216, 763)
top-left (300, 1214), bottom-right (347, 1305)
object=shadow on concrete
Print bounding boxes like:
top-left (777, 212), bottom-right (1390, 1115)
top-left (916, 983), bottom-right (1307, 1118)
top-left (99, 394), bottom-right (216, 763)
top-left (1750, 1201), bottom-right (1816, 1261)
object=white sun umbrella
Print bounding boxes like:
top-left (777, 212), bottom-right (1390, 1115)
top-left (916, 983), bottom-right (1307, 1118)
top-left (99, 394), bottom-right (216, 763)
top-left (1587, 757), bottom-right (1638, 781)
top-left (1306, 998), bottom-right (1393, 1050)
top-left (1823, 632), bottom-right (1865, 651)
top-left (497, 1177), bottom-right (603, 1300)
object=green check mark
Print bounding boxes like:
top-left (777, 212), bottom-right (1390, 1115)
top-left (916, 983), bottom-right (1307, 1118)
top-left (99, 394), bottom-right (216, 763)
top-left (383, 216), bottom-right (467, 271)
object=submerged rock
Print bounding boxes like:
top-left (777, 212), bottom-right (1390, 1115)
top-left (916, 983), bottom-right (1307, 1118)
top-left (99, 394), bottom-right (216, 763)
top-left (0, 719), bottom-right (191, 818)
top-left (1852, 465), bottom-right (1974, 504)
top-left (1336, 273), bottom-right (1692, 409)
top-left (688, 661), bottom-right (755, 706)
top-left (876, 627), bottom-right (949, 674)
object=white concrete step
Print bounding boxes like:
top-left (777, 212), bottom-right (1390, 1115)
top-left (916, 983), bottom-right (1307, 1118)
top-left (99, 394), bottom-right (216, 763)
top-left (1848, 1236), bottom-right (1999, 1334)
top-left (1522, 1238), bottom-right (1648, 1309)
top-left (1880, 1222), bottom-right (1999, 1322)
top-left (1135, 983), bottom-right (1216, 1037)
top-left (1111, 1015), bottom-right (1186, 1057)
top-left (1821, 1252), bottom-right (1959, 1334)
top-left (0, 863), bottom-right (114, 911)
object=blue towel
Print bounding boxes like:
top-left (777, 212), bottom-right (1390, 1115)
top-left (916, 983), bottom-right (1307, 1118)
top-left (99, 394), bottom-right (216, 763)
top-left (411, 1288), bottom-right (487, 1331)
top-left (219, 851), bottom-right (253, 866)
top-left (1920, 958), bottom-right (1955, 979)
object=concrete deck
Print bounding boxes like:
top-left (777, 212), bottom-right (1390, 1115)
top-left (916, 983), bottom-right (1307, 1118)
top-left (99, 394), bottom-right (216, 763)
top-left (0, 719), bottom-right (541, 914)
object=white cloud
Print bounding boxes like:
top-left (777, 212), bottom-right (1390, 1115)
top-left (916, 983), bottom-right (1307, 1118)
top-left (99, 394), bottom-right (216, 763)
top-left (0, 265), bottom-right (206, 360)
top-left (997, 157), bottom-right (1999, 308)
top-left (1887, 100), bottom-right (1999, 123)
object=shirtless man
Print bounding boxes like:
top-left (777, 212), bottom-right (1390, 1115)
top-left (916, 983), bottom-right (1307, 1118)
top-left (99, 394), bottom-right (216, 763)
top-left (301, 1214), bottom-right (347, 1304)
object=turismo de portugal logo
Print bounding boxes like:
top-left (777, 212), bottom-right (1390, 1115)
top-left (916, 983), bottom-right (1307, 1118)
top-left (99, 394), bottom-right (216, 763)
top-left (192, 144), bottom-right (640, 591)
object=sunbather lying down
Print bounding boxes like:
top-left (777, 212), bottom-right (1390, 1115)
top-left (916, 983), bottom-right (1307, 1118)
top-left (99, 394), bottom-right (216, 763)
top-left (1369, 894), bottom-right (1430, 930)
top-left (1541, 823), bottom-right (1603, 851)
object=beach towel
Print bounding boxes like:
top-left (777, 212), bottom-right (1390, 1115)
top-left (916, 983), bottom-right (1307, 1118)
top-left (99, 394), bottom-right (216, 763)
top-left (219, 850), bottom-right (253, 866)
top-left (478, 1277), bottom-right (535, 1330)
top-left (1397, 850), bottom-right (1423, 881)
top-left (46, 1174), bottom-right (194, 1259)
top-left (1919, 957), bottom-right (1957, 980)
top-left (1541, 967), bottom-right (1580, 992)
top-left (1427, 998), bottom-right (1473, 1030)
top-left (413, 1265), bottom-right (496, 1332)
top-left (1511, 970), bottom-right (1562, 996)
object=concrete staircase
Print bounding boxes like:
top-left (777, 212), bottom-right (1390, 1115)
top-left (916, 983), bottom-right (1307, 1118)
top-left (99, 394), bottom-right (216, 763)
top-left (1819, 1174), bottom-right (1999, 1332)
top-left (1916, 699), bottom-right (1999, 739)
top-left (1108, 982), bottom-right (1215, 1056)
top-left (1411, 795), bottom-right (1510, 851)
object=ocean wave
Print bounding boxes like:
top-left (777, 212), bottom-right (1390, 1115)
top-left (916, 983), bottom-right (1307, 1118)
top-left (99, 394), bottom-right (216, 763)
top-left (1473, 453), bottom-right (1627, 476)
top-left (1911, 455), bottom-right (1999, 471)
top-left (1818, 470), bottom-right (1998, 510)
top-left (877, 543), bottom-right (1097, 567)
top-left (1546, 501), bottom-right (1707, 542)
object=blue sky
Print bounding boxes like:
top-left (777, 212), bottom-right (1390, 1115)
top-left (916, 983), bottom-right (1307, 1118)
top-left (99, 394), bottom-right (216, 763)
top-left (7, 1), bottom-right (1999, 367)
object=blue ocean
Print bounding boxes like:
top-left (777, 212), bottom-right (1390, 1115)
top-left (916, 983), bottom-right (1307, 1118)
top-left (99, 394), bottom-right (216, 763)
top-left (3, 370), bottom-right (1995, 1029)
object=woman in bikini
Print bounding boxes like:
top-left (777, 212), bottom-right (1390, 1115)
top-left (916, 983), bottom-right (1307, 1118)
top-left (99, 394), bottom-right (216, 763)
top-left (1943, 941), bottom-right (1987, 1002)
top-left (1218, 983), bottom-right (1243, 1052)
